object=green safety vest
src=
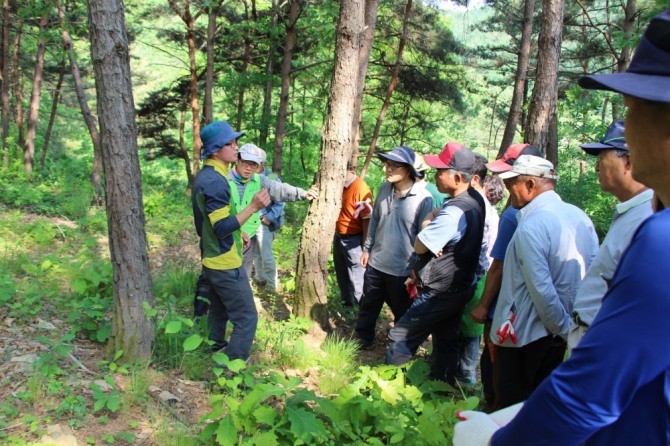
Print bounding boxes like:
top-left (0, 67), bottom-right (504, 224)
top-left (229, 173), bottom-right (262, 237)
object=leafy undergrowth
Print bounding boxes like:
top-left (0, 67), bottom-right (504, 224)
top-left (0, 199), bottom-right (481, 445)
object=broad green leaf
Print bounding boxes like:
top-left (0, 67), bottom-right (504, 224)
top-left (106, 395), bottom-right (123, 412)
top-left (286, 406), bottom-right (325, 443)
top-left (183, 334), bottom-right (203, 351)
top-left (72, 277), bottom-right (88, 294)
top-left (215, 414), bottom-right (237, 445)
top-left (96, 324), bottom-right (110, 342)
top-left (93, 398), bottom-right (106, 413)
top-left (253, 406), bottom-right (278, 425)
top-left (165, 320), bottom-right (182, 334)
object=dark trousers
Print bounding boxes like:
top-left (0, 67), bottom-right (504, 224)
top-left (204, 266), bottom-right (258, 361)
top-left (355, 266), bottom-right (412, 342)
top-left (493, 334), bottom-right (566, 410)
top-left (386, 286), bottom-right (474, 385)
top-left (333, 233), bottom-right (365, 306)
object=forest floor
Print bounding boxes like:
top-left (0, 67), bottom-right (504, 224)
top-left (0, 212), bottom-right (398, 445)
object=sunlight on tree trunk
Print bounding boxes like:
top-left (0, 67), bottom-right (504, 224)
top-left (87, 0), bottom-right (155, 362)
top-left (40, 58), bottom-right (65, 171)
top-left (499, 0), bottom-right (534, 157)
top-left (58, 0), bottom-right (104, 199)
top-left (1, 0), bottom-right (10, 168)
top-left (350, 0), bottom-right (380, 169)
top-left (526, 0), bottom-right (564, 166)
top-left (24, 14), bottom-right (49, 180)
top-left (273, 0), bottom-right (300, 175)
top-left (294, 0), bottom-right (366, 329)
top-left (360, 0), bottom-right (412, 179)
top-left (12, 20), bottom-right (24, 150)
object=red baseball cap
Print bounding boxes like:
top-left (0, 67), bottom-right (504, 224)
top-left (424, 142), bottom-right (475, 172)
top-left (485, 143), bottom-right (543, 173)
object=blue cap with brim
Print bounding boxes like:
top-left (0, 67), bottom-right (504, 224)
top-left (378, 146), bottom-right (420, 177)
top-left (200, 120), bottom-right (245, 160)
top-left (578, 10), bottom-right (670, 103)
top-left (580, 120), bottom-right (627, 156)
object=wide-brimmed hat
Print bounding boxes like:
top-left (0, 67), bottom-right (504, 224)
top-left (578, 10), bottom-right (670, 103)
top-left (486, 144), bottom-right (544, 173)
top-left (378, 146), bottom-right (419, 177)
top-left (200, 121), bottom-right (244, 160)
top-left (580, 121), bottom-right (627, 156)
top-left (499, 155), bottom-right (559, 180)
top-left (413, 154), bottom-right (430, 179)
top-left (238, 143), bottom-right (263, 165)
top-left (424, 142), bottom-right (476, 173)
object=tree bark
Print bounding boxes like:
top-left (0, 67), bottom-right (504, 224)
top-left (272, 0), bottom-right (300, 175)
top-left (24, 14), bottom-right (49, 180)
top-left (40, 57), bottom-right (66, 170)
top-left (294, 0), bottom-right (366, 329)
top-left (259, 0), bottom-right (278, 149)
top-left (87, 0), bottom-right (155, 362)
top-left (525, 0), bottom-right (564, 166)
top-left (1, 0), bottom-right (10, 168)
top-left (360, 0), bottom-right (412, 179)
top-left (203, 1), bottom-right (222, 126)
top-left (235, 1), bottom-right (253, 130)
top-left (12, 20), bottom-right (24, 149)
top-left (349, 0), bottom-right (380, 169)
top-left (498, 0), bottom-right (534, 157)
top-left (58, 0), bottom-right (104, 198)
top-left (168, 0), bottom-right (204, 186)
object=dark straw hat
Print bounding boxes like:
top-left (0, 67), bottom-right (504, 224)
top-left (579, 10), bottom-right (670, 103)
top-left (580, 121), bottom-right (627, 156)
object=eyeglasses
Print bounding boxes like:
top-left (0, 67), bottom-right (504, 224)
top-left (384, 162), bottom-right (406, 171)
top-left (224, 140), bottom-right (238, 148)
top-left (239, 160), bottom-right (258, 168)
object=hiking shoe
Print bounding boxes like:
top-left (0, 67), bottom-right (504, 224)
top-left (353, 338), bottom-right (375, 351)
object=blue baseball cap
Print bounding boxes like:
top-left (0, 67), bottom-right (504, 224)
top-left (580, 121), bottom-right (627, 156)
top-left (378, 146), bottom-right (420, 177)
top-left (200, 121), bottom-right (244, 160)
top-left (578, 10), bottom-right (670, 103)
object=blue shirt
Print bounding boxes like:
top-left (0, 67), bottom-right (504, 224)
top-left (491, 190), bottom-right (599, 347)
top-left (573, 189), bottom-right (653, 325)
top-left (487, 206), bottom-right (520, 319)
top-left (258, 167), bottom-right (286, 232)
top-left (492, 208), bottom-right (670, 445)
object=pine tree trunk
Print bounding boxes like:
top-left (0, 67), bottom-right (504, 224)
top-left (24, 14), bottom-right (49, 180)
top-left (499, 0), bottom-right (535, 157)
top-left (40, 58), bottom-right (66, 170)
top-left (525, 0), bottom-right (564, 166)
top-left (350, 0), bottom-right (380, 169)
top-left (168, 0), bottom-right (204, 183)
top-left (203, 1), bottom-right (222, 126)
top-left (12, 20), bottom-right (24, 149)
top-left (58, 0), bottom-right (104, 198)
top-left (87, 0), bottom-right (155, 362)
top-left (360, 0), bottom-right (411, 179)
top-left (1, 0), bottom-right (10, 168)
top-left (259, 0), bottom-right (278, 149)
top-left (293, 0), bottom-right (365, 329)
top-left (272, 0), bottom-right (300, 175)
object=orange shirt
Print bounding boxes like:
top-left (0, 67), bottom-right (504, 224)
top-left (336, 176), bottom-right (373, 235)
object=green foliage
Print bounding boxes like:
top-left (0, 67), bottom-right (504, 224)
top-left (90, 377), bottom-right (124, 414)
top-left (256, 315), bottom-right (313, 368)
top-left (200, 360), bottom-right (477, 445)
top-left (317, 336), bottom-right (359, 395)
